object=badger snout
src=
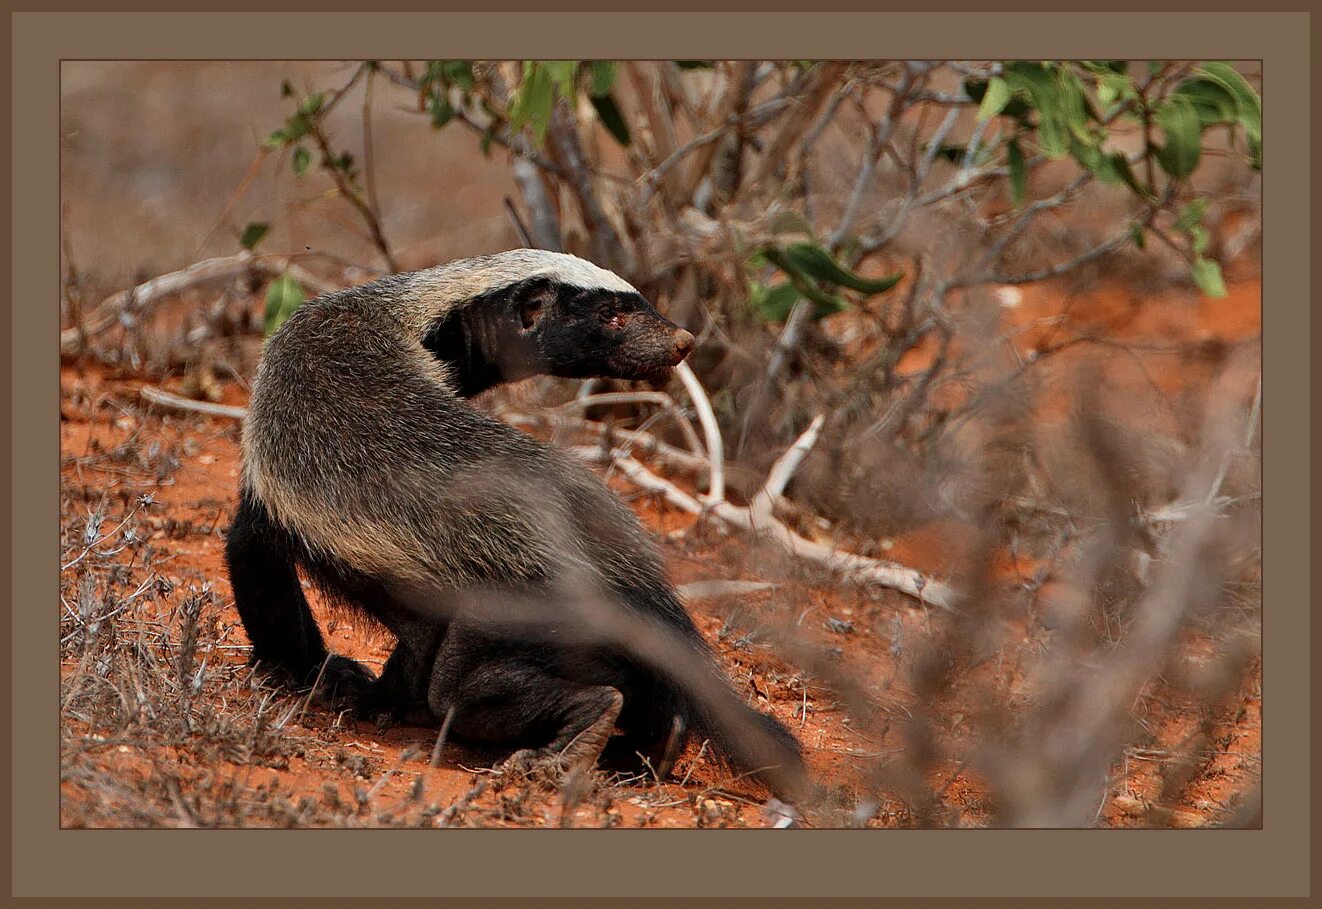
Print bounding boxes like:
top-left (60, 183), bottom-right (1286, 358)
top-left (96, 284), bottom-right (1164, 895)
top-left (669, 328), bottom-right (695, 365)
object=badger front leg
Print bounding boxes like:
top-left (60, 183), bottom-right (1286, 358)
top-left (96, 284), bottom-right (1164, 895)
top-left (225, 491), bottom-right (375, 708)
top-left (358, 638), bottom-right (442, 726)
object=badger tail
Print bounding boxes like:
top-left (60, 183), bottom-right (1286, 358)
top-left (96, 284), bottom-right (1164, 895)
top-left (667, 677), bottom-right (809, 803)
top-left (623, 588), bottom-right (810, 803)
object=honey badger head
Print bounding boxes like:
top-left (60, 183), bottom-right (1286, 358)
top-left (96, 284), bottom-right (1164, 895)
top-left (416, 250), bottom-right (694, 397)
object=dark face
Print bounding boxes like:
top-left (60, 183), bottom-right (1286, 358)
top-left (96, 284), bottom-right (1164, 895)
top-left (425, 276), bottom-right (694, 397)
top-left (523, 279), bottom-right (694, 384)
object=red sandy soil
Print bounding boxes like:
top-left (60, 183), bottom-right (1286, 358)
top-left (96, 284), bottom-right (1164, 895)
top-left (58, 274), bottom-right (1262, 829)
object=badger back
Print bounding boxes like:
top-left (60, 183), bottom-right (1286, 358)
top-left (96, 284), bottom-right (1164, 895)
top-left (239, 254), bottom-right (648, 593)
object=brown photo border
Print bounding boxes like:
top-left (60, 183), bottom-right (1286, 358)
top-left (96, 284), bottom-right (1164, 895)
top-left (8, 1), bottom-right (1312, 903)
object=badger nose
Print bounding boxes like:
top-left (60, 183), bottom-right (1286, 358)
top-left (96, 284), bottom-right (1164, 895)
top-left (672, 329), bottom-right (695, 363)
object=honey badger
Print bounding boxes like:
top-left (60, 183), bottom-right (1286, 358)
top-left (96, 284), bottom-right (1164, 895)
top-left (226, 249), bottom-right (806, 798)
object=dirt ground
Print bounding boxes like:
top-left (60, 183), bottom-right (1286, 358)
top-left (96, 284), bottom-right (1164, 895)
top-left (58, 266), bottom-right (1262, 829)
top-left (58, 60), bottom-right (1262, 829)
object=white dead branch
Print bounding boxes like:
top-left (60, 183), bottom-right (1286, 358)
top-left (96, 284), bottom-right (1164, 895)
top-left (674, 361), bottom-right (726, 504)
top-left (554, 390), bottom-right (705, 457)
top-left (139, 386), bottom-right (250, 420)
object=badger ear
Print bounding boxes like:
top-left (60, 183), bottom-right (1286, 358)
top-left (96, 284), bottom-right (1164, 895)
top-left (512, 277), bottom-right (556, 331)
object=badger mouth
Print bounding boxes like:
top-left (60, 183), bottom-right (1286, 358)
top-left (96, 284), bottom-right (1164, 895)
top-left (635, 345), bottom-right (693, 383)
top-left (637, 363), bottom-right (679, 385)
top-left (601, 326), bottom-right (693, 384)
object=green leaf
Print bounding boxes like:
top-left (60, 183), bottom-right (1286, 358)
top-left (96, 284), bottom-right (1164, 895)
top-left (1056, 68), bottom-right (1094, 138)
top-left (1069, 136), bottom-right (1105, 178)
top-left (1108, 152), bottom-right (1149, 199)
top-left (264, 272), bottom-right (306, 335)
top-left (1007, 137), bottom-right (1027, 207)
top-left (239, 221), bottom-right (269, 251)
top-left (760, 249), bottom-right (849, 312)
top-left (1096, 78), bottom-right (1119, 109)
top-left (1191, 257), bottom-right (1227, 298)
top-left (1176, 199), bottom-right (1208, 232)
top-left (1034, 112), bottom-right (1069, 159)
top-left (1097, 71), bottom-right (1138, 107)
top-left (508, 62), bottom-right (557, 146)
top-left (750, 282), bottom-right (803, 323)
top-left (292, 145), bottom-right (311, 175)
top-left (1198, 62), bottom-right (1261, 143)
top-left (965, 77), bottom-right (1032, 121)
top-left (1173, 76), bottom-right (1238, 126)
top-left (1189, 223), bottom-right (1211, 255)
top-left (480, 125), bottom-right (497, 157)
top-left (297, 92), bottom-right (325, 118)
top-left (1081, 60), bottom-right (1130, 76)
top-left (442, 61), bottom-right (475, 92)
top-left (808, 294), bottom-right (850, 319)
top-left (265, 129), bottom-right (289, 150)
top-left (588, 61), bottom-right (616, 97)
top-left (543, 61), bottom-right (579, 103)
top-left (1003, 62), bottom-right (1092, 152)
top-left (1155, 94), bottom-right (1202, 179)
top-left (429, 93), bottom-right (455, 129)
top-left (588, 93), bottom-right (631, 147)
top-left (1003, 62), bottom-right (1056, 102)
top-left (769, 243), bottom-right (903, 295)
top-left (977, 76), bottom-right (1012, 121)
top-left (1129, 221), bottom-right (1146, 250)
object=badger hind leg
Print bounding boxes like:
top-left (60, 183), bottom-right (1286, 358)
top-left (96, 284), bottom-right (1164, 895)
top-left (428, 641), bottom-right (624, 778)
top-left (538, 684), bottom-right (624, 772)
top-left (225, 491), bottom-right (375, 707)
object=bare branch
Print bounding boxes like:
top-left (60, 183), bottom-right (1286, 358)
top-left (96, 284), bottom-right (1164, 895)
top-left (500, 412), bottom-right (707, 476)
top-left (546, 101), bottom-right (632, 274)
top-left (756, 414), bottom-right (824, 505)
top-left (59, 253), bottom-right (340, 355)
top-left (680, 61), bottom-right (756, 201)
top-left (638, 93), bottom-right (797, 208)
top-left (956, 232), bottom-right (1131, 288)
top-left (305, 112), bottom-right (399, 273)
top-left (624, 62), bottom-right (683, 206)
top-left (139, 386), bottom-right (249, 421)
top-left (553, 390), bottom-right (706, 457)
top-left (591, 452), bottom-right (959, 611)
top-left (828, 63), bottom-right (927, 251)
top-left (511, 158), bottom-right (562, 251)
top-left (748, 62), bottom-right (850, 188)
top-left (673, 361), bottom-right (725, 504)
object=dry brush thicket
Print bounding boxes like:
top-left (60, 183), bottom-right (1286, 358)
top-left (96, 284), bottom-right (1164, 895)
top-left (60, 60), bottom-right (1261, 828)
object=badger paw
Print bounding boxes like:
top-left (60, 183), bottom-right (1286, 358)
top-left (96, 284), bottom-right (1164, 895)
top-left (307, 654), bottom-right (377, 711)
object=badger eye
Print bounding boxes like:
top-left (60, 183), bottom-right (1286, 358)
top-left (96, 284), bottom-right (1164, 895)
top-left (605, 312), bottom-right (629, 331)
